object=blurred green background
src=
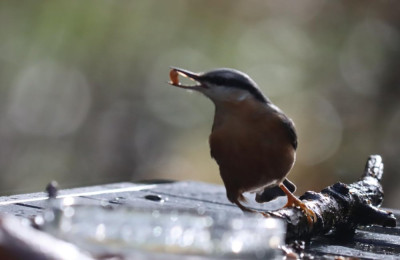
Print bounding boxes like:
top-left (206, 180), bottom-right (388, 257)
top-left (0, 1), bottom-right (399, 207)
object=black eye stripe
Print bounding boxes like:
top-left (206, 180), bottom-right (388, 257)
top-left (203, 76), bottom-right (268, 103)
top-left (206, 77), bottom-right (248, 88)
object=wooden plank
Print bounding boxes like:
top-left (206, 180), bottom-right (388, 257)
top-left (0, 182), bottom-right (155, 218)
top-left (0, 182), bottom-right (155, 206)
top-left (0, 181), bottom-right (399, 258)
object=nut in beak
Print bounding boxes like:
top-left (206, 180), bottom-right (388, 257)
top-left (168, 67), bottom-right (205, 90)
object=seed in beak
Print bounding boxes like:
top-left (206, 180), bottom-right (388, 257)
top-left (169, 69), bottom-right (179, 85)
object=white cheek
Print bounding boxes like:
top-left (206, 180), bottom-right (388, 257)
top-left (236, 91), bottom-right (251, 101)
top-left (204, 85), bottom-right (251, 102)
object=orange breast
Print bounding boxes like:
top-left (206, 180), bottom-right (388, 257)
top-left (209, 101), bottom-right (295, 194)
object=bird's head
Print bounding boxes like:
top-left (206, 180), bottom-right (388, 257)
top-left (168, 67), bottom-right (268, 104)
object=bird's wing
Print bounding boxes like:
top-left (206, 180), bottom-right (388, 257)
top-left (280, 116), bottom-right (298, 150)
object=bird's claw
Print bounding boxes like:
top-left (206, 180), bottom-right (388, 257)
top-left (302, 206), bottom-right (317, 225)
top-left (280, 183), bottom-right (317, 226)
top-left (259, 211), bottom-right (271, 218)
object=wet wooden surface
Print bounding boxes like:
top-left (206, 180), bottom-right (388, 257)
top-left (0, 181), bottom-right (399, 259)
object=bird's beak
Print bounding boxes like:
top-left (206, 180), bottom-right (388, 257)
top-left (168, 67), bottom-right (206, 90)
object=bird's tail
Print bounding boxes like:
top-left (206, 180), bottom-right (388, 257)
top-left (255, 178), bottom-right (296, 203)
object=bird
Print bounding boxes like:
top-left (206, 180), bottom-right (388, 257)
top-left (168, 67), bottom-right (317, 223)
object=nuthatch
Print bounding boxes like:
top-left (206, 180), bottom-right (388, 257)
top-left (168, 67), bottom-right (317, 223)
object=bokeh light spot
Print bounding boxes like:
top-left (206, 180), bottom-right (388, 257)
top-left (279, 93), bottom-right (343, 165)
top-left (8, 61), bottom-right (91, 137)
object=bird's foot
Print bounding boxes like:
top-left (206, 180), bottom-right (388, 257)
top-left (284, 196), bottom-right (317, 225)
top-left (295, 201), bottom-right (317, 225)
top-left (279, 184), bottom-right (317, 226)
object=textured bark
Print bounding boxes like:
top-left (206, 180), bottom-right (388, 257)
top-left (267, 155), bottom-right (397, 241)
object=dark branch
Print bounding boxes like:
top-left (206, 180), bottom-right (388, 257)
top-left (266, 155), bottom-right (396, 241)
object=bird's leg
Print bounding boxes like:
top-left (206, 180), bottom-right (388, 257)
top-left (234, 200), bottom-right (255, 213)
top-left (230, 192), bottom-right (255, 213)
top-left (279, 184), bottom-right (317, 224)
top-left (234, 200), bottom-right (270, 217)
top-left (229, 192), bottom-right (270, 217)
